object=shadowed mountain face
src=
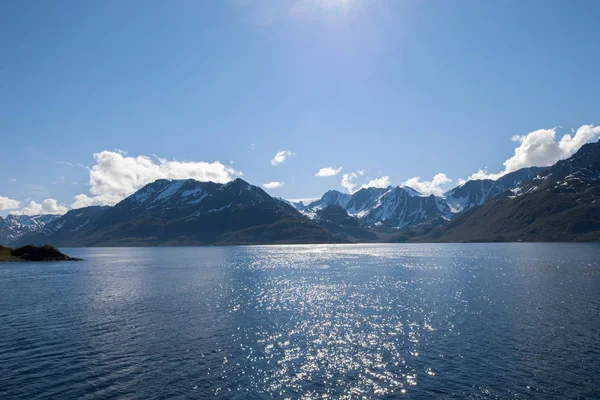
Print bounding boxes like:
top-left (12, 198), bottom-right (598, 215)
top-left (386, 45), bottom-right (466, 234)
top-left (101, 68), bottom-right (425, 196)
top-left (11, 179), bottom-right (337, 247)
top-left (314, 205), bottom-right (379, 242)
top-left (391, 140), bottom-right (600, 242)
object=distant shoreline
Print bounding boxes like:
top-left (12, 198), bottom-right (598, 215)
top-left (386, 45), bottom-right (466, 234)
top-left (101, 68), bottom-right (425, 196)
top-left (37, 240), bottom-right (600, 249)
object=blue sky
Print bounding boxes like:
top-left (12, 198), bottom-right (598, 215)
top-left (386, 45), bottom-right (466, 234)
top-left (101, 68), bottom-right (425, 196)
top-left (1, 0), bottom-right (599, 214)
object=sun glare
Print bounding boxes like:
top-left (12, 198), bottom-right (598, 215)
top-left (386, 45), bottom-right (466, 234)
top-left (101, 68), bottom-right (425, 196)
top-left (296, 0), bottom-right (362, 16)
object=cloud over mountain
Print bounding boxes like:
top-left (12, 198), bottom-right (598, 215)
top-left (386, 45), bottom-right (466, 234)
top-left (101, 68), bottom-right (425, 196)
top-left (71, 150), bottom-right (242, 208)
top-left (361, 176), bottom-right (391, 189)
top-left (403, 173), bottom-right (453, 196)
top-left (341, 172), bottom-right (391, 193)
top-left (470, 124), bottom-right (600, 180)
top-left (263, 181), bottom-right (284, 189)
top-left (341, 173), bottom-right (358, 193)
top-left (13, 199), bottom-right (68, 215)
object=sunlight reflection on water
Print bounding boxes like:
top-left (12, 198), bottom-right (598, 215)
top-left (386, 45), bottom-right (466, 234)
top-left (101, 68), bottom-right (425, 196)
top-left (0, 243), bottom-right (599, 399)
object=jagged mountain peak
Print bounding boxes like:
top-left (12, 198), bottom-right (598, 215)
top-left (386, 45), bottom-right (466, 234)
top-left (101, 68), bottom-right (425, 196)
top-left (544, 139), bottom-right (600, 182)
top-left (444, 166), bottom-right (546, 213)
top-left (299, 184), bottom-right (449, 230)
top-left (0, 213), bottom-right (62, 244)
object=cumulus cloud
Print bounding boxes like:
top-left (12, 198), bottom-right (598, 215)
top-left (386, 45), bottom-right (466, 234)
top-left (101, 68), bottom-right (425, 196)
top-left (271, 150), bottom-right (294, 166)
top-left (469, 124), bottom-right (600, 180)
top-left (263, 181), bottom-right (284, 189)
top-left (315, 166), bottom-right (343, 177)
top-left (341, 173), bottom-right (358, 193)
top-left (361, 176), bottom-right (391, 189)
top-left (403, 173), bottom-right (453, 196)
top-left (13, 199), bottom-right (68, 215)
top-left (0, 196), bottom-right (20, 210)
top-left (468, 168), bottom-right (503, 181)
top-left (71, 194), bottom-right (99, 209)
top-left (71, 150), bottom-right (242, 207)
top-left (341, 172), bottom-right (392, 193)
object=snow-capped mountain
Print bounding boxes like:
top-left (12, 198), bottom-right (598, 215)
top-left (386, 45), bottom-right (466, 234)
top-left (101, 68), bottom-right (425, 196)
top-left (541, 140), bottom-right (600, 185)
top-left (294, 166), bottom-right (549, 230)
top-left (13, 178), bottom-right (334, 247)
top-left (443, 166), bottom-right (547, 213)
top-left (306, 190), bottom-right (353, 211)
top-left (7, 141), bottom-right (600, 246)
top-left (413, 139), bottom-right (600, 242)
top-left (0, 214), bottom-right (61, 244)
top-left (39, 206), bottom-right (109, 236)
top-left (302, 186), bottom-right (450, 229)
top-left (359, 187), bottom-right (450, 228)
top-left (103, 178), bottom-right (278, 224)
top-left (345, 187), bottom-right (389, 215)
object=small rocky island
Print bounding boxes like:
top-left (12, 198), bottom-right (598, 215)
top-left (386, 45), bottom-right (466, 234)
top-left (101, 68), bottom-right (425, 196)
top-left (0, 245), bottom-right (82, 262)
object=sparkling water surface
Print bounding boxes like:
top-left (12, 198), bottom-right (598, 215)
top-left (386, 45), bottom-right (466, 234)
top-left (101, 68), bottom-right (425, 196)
top-left (1, 243), bottom-right (599, 399)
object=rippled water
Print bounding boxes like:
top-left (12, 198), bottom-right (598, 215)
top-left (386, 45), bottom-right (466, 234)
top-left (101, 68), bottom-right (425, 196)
top-left (1, 244), bottom-right (599, 399)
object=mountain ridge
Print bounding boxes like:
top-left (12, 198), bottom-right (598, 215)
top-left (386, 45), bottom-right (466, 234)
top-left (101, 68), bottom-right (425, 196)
top-left (9, 179), bottom-right (339, 247)
top-left (4, 140), bottom-right (600, 246)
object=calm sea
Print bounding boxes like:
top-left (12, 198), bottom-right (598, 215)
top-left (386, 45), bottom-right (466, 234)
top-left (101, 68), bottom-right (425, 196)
top-left (1, 244), bottom-right (599, 399)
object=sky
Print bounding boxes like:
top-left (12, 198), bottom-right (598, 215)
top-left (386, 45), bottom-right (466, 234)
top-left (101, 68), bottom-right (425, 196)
top-left (1, 0), bottom-right (600, 215)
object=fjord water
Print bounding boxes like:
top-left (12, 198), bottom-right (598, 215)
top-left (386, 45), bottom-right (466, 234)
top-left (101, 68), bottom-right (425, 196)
top-left (1, 244), bottom-right (599, 399)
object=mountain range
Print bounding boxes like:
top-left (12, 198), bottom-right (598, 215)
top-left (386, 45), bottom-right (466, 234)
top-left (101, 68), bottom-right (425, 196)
top-left (2, 139), bottom-right (599, 246)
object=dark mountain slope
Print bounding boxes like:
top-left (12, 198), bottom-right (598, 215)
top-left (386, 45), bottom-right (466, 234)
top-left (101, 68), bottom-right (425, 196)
top-left (314, 205), bottom-right (379, 241)
top-left (394, 140), bottom-right (600, 242)
top-left (15, 179), bottom-right (337, 246)
top-left (426, 184), bottom-right (600, 242)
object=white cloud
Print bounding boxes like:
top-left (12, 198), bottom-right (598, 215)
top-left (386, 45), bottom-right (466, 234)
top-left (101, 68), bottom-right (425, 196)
top-left (403, 173), bottom-right (453, 196)
top-left (0, 196), bottom-right (20, 210)
top-left (271, 150), bottom-right (294, 166)
top-left (362, 176), bottom-right (391, 189)
top-left (57, 161), bottom-right (88, 169)
top-left (263, 181), bottom-right (284, 189)
top-left (341, 173), bottom-right (357, 193)
top-left (71, 194), bottom-right (99, 209)
top-left (73, 150), bottom-right (242, 206)
top-left (9, 178), bottom-right (17, 183)
top-left (315, 166), bottom-right (343, 177)
top-left (341, 171), bottom-right (391, 193)
top-left (287, 198), bottom-right (319, 205)
top-left (470, 124), bottom-right (600, 180)
top-left (13, 199), bottom-right (68, 215)
top-left (468, 168), bottom-right (503, 181)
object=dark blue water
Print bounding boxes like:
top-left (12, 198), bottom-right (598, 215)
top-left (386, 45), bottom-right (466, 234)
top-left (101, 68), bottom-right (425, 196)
top-left (1, 244), bottom-right (599, 399)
